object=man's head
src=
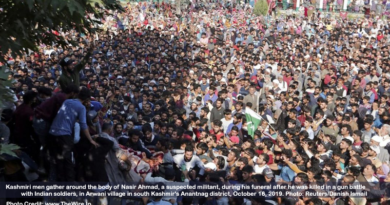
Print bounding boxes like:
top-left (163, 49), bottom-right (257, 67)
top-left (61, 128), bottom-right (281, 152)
top-left (156, 139), bottom-right (168, 152)
top-left (196, 142), bottom-right (208, 155)
top-left (241, 165), bottom-right (254, 182)
top-left (369, 145), bottom-right (380, 157)
top-left (78, 87), bottom-right (91, 106)
top-left (60, 57), bottom-right (75, 73)
top-left (184, 146), bottom-right (194, 162)
top-left (23, 91), bottom-right (37, 105)
top-left (256, 153), bottom-right (269, 166)
top-left (249, 86), bottom-right (256, 95)
top-left (227, 149), bottom-right (240, 163)
top-left (216, 98), bottom-right (224, 108)
top-left (130, 130), bottom-right (142, 144)
top-left (370, 135), bottom-right (381, 146)
top-left (142, 124), bottom-right (153, 141)
top-left (114, 123), bottom-right (123, 134)
top-left (340, 138), bottom-right (352, 150)
top-left (102, 123), bottom-right (113, 134)
top-left (363, 164), bottom-right (376, 177)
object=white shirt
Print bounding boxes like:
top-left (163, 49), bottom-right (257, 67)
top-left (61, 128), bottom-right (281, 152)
top-left (302, 127), bottom-right (314, 140)
top-left (221, 118), bottom-right (233, 134)
top-left (380, 135), bottom-right (390, 147)
top-left (278, 81), bottom-right (288, 92)
top-left (173, 154), bottom-right (205, 175)
top-left (365, 176), bottom-right (379, 184)
top-left (254, 164), bottom-right (269, 174)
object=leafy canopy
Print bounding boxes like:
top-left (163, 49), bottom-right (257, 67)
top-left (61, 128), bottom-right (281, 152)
top-left (0, 0), bottom-right (121, 108)
top-left (0, 0), bottom-right (121, 56)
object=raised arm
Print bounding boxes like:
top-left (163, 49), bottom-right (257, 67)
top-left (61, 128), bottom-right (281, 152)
top-left (75, 43), bottom-right (94, 73)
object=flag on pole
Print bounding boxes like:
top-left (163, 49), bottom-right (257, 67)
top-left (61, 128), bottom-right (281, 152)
top-left (245, 107), bottom-right (262, 138)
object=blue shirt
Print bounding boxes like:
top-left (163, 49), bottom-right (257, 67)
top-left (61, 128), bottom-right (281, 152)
top-left (335, 45), bottom-right (342, 52)
top-left (49, 99), bottom-right (88, 136)
top-left (278, 164), bottom-right (296, 182)
top-left (225, 122), bottom-right (242, 135)
top-left (374, 116), bottom-right (383, 129)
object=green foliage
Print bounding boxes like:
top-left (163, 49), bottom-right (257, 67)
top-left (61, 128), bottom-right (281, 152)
top-left (0, 144), bottom-right (20, 160)
top-left (0, 0), bottom-right (121, 56)
top-left (0, 0), bottom-right (121, 108)
top-left (253, 0), bottom-right (269, 16)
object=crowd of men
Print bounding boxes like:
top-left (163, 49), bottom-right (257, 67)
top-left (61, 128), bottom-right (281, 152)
top-left (2, 1), bottom-right (390, 205)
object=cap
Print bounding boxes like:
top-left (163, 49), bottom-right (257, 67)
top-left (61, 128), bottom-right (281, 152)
top-left (204, 162), bottom-right (217, 171)
top-left (230, 136), bottom-right (239, 144)
top-left (370, 145), bottom-right (380, 155)
top-left (60, 57), bottom-right (74, 67)
top-left (373, 160), bottom-right (383, 168)
top-left (117, 75), bottom-right (123, 79)
top-left (267, 95), bottom-right (275, 100)
top-left (371, 135), bottom-right (382, 143)
top-left (263, 168), bottom-right (274, 178)
top-left (344, 136), bottom-right (355, 144)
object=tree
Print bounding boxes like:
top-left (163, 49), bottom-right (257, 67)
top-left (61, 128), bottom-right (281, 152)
top-left (253, 0), bottom-right (269, 16)
top-left (0, 0), bottom-right (122, 108)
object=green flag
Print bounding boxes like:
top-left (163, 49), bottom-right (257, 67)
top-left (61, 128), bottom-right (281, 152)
top-left (245, 107), bottom-right (262, 138)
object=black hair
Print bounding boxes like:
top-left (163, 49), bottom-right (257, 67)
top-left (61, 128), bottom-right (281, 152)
top-left (102, 123), bottom-right (113, 132)
top-left (185, 145), bottom-right (194, 153)
top-left (216, 156), bottom-right (226, 170)
top-left (230, 149), bottom-right (240, 159)
top-left (361, 142), bottom-right (370, 152)
top-left (201, 106), bottom-right (210, 114)
top-left (142, 123), bottom-right (153, 134)
top-left (341, 138), bottom-right (352, 146)
top-left (308, 166), bottom-right (322, 176)
top-left (78, 87), bottom-right (91, 101)
top-left (282, 149), bottom-right (293, 159)
top-left (197, 142), bottom-right (208, 153)
top-left (242, 165), bottom-right (254, 173)
top-left (348, 167), bottom-right (361, 177)
top-left (213, 120), bottom-right (222, 127)
top-left (238, 157), bottom-right (248, 165)
top-left (244, 148), bottom-right (256, 159)
top-left (23, 91), bottom-right (37, 104)
top-left (37, 86), bottom-right (52, 97)
top-left (129, 130), bottom-right (143, 138)
top-left (296, 172), bottom-right (309, 183)
top-left (260, 153), bottom-right (269, 164)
